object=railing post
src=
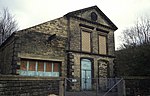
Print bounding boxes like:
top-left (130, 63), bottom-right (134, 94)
top-left (64, 78), bottom-right (66, 96)
top-left (96, 78), bottom-right (98, 96)
top-left (122, 79), bottom-right (126, 96)
top-left (103, 78), bottom-right (123, 96)
top-left (59, 78), bottom-right (65, 96)
top-left (117, 78), bottom-right (126, 96)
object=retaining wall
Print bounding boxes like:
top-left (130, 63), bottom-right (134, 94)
top-left (0, 75), bottom-right (63, 96)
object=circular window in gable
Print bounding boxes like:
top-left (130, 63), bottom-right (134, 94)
top-left (91, 12), bottom-right (97, 21)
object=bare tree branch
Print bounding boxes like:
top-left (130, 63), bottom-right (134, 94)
top-left (120, 16), bottom-right (150, 49)
top-left (0, 8), bottom-right (18, 45)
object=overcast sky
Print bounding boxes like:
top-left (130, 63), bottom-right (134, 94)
top-left (0, 0), bottom-right (150, 49)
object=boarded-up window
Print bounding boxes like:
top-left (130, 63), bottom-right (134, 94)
top-left (82, 31), bottom-right (91, 52)
top-left (46, 62), bottom-right (52, 72)
top-left (38, 61), bottom-right (44, 71)
top-left (29, 60), bottom-right (36, 71)
top-left (99, 35), bottom-right (107, 54)
top-left (53, 63), bottom-right (59, 72)
top-left (20, 60), bottom-right (27, 70)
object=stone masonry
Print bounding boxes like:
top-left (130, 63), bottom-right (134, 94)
top-left (0, 75), bottom-right (61, 96)
top-left (0, 17), bottom-right (68, 77)
top-left (0, 5), bottom-right (117, 92)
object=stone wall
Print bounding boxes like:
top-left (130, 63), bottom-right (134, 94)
top-left (0, 17), bottom-right (69, 76)
top-left (16, 17), bottom-right (68, 58)
top-left (18, 17), bottom-right (68, 37)
top-left (19, 31), bottom-right (67, 60)
top-left (0, 6), bottom-right (116, 79)
top-left (15, 17), bottom-right (68, 76)
top-left (0, 33), bottom-right (19, 74)
top-left (67, 16), bottom-right (115, 78)
top-left (0, 75), bottom-right (62, 96)
top-left (65, 10), bottom-right (116, 91)
top-left (67, 52), bottom-right (114, 90)
top-left (0, 17), bottom-right (68, 76)
top-left (69, 17), bottom-right (115, 56)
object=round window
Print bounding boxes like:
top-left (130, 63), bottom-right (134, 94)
top-left (91, 12), bottom-right (97, 21)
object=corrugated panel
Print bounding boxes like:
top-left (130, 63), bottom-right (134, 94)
top-left (82, 31), bottom-right (91, 52)
top-left (99, 35), bottom-right (106, 54)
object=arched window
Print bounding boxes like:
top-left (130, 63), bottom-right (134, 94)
top-left (81, 59), bottom-right (92, 90)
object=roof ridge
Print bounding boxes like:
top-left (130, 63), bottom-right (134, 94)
top-left (64, 5), bottom-right (97, 16)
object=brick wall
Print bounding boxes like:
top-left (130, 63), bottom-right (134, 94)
top-left (0, 75), bottom-right (63, 96)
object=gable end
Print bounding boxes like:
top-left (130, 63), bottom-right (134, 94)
top-left (64, 5), bottom-right (118, 30)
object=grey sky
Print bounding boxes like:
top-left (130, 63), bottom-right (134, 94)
top-left (0, 0), bottom-right (150, 49)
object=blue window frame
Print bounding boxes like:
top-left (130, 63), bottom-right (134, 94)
top-left (20, 59), bottom-right (60, 77)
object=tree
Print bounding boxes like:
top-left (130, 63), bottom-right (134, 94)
top-left (120, 16), bottom-right (150, 49)
top-left (116, 16), bottom-right (150, 76)
top-left (116, 44), bottom-right (150, 76)
top-left (116, 16), bottom-right (150, 95)
top-left (0, 8), bottom-right (18, 45)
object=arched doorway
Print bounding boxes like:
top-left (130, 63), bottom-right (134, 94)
top-left (81, 59), bottom-right (92, 90)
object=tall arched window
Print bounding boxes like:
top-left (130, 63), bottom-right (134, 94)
top-left (81, 59), bottom-right (92, 90)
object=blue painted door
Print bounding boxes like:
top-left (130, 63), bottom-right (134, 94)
top-left (81, 59), bottom-right (92, 90)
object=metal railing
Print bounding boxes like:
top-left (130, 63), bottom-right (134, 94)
top-left (64, 78), bottom-right (126, 96)
top-left (102, 78), bottom-right (123, 96)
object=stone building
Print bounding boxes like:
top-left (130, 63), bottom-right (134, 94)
top-left (0, 6), bottom-right (117, 90)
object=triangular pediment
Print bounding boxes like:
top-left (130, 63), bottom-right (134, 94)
top-left (65, 6), bottom-right (118, 30)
